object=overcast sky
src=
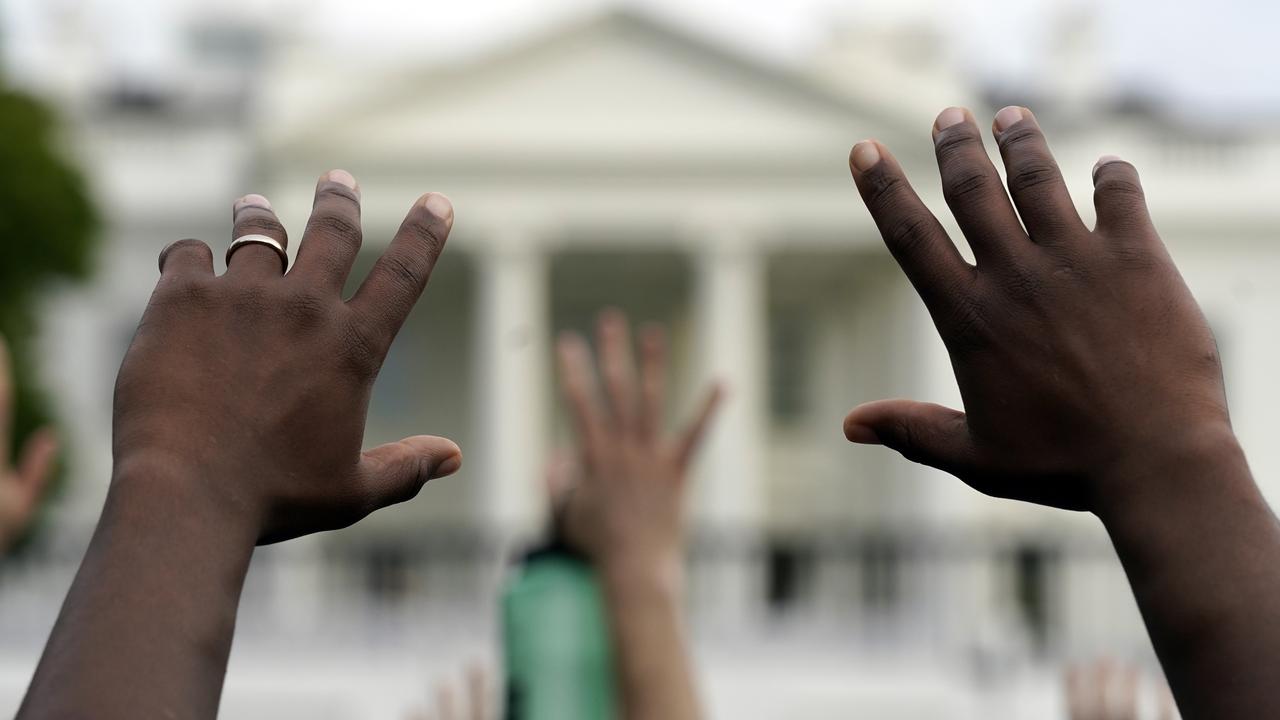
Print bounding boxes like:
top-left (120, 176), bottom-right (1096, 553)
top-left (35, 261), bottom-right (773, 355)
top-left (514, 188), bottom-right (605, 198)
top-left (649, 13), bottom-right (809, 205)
top-left (4, 0), bottom-right (1279, 126)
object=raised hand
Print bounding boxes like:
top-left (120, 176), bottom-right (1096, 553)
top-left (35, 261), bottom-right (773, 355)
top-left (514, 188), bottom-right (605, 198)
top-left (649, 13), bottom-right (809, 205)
top-left (116, 171), bottom-right (461, 543)
top-left (844, 107), bottom-right (1277, 717)
top-left (554, 309), bottom-right (721, 720)
top-left (406, 662), bottom-right (491, 720)
top-left (0, 335), bottom-right (58, 555)
top-left (843, 106), bottom-right (1228, 512)
top-left (555, 309), bottom-right (721, 579)
top-left (1066, 658), bottom-right (1176, 720)
top-left (21, 171), bottom-right (460, 719)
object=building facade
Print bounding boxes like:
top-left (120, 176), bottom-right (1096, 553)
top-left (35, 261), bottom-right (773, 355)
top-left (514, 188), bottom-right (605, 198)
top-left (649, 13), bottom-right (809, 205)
top-left (3, 9), bottom-right (1279, 717)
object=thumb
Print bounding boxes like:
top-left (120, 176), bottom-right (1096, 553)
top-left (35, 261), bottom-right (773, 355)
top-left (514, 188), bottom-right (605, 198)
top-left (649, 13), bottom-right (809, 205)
top-left (843, 399), bottom-right (978, 475)
top-left (360, 435), bottom-right (462, 508)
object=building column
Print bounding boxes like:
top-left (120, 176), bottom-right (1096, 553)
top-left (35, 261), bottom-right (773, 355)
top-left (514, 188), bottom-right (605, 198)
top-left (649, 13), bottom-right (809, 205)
top-left (474, 237), bottom-right (549, 544)
top-left (690, 235), bottom-right (766, 627)
top-left (894, 281), bottom-right (993, 657)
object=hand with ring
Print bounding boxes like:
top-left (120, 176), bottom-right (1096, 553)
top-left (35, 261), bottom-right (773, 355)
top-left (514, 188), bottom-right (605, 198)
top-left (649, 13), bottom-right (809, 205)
top-left (20, 171), bottom-right (462, 719)
top-left (121, 171), bottom-right (462, 542)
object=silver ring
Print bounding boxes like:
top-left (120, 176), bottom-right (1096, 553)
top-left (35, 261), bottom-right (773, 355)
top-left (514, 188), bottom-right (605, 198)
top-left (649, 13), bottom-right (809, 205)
top-left (227, 234), bottom-right (288, 273)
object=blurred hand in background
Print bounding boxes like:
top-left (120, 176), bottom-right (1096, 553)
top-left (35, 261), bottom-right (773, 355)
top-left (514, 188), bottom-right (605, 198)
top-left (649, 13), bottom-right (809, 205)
top-left (554, 308), bottom-right (722, 720)
top-left (0, 335), bottom-right (57, 556)
top-left (1065, 658), bottom-right (1175, 720)
top-left (555, 309), bottom-right (721, 589)
top-left (406, 662), bottom-right (492, 720)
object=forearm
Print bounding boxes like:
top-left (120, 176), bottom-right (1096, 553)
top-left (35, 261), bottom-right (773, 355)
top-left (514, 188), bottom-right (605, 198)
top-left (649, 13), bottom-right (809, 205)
top-left (600, 558), bottom-right (700, 720)
top-left (19, 464), bottom-right (256, 719)
top-left (1099, 427), bottom-right (1280, 718)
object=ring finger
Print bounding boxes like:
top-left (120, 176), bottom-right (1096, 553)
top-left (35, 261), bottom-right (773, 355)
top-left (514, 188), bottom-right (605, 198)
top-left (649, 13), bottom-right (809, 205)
top-left (226, 194), bottom-right (289, 278)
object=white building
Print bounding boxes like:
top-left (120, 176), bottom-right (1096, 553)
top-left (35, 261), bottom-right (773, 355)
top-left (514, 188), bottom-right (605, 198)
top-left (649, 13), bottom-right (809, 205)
top-left (2, 8), bottom-right (1278, 718)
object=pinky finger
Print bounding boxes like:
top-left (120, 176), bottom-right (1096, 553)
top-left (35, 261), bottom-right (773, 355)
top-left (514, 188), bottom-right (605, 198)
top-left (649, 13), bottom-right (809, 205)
top-left (674, 383), bottom-right (725, 469)
top-left (1092, 156), bottom-right (1153, 237)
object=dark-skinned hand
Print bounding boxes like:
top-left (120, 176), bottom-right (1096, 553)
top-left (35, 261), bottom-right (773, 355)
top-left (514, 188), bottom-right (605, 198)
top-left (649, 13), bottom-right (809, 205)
top-left (843, 106), bottom-right (1228, 512)
top-left (842, 106), bottom-right (1280, 719)
top-left (20, 170), bottom-right (464, 720)
top-left (114, 170), bottom-right (461, 543)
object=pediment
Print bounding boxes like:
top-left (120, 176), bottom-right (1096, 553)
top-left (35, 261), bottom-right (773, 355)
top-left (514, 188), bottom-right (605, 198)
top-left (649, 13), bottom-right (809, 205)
top-left (267, 11), bottom-right (914, 176)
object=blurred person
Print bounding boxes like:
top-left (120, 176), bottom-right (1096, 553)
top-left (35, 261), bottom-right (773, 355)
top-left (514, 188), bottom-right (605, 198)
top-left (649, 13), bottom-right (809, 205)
top-left (549, 310), bottom-right (721, 720)
top-left (501, 450), bottom-right (617, 720)
top-left (0, 334), bottom-right (58, 557)
top-left (844, 105), bottom-right (1280, 717)
top-left (18, 170), bottom-right (462, 718)
top-left (406, 662), bottom-right (492, 720)
top-left (1065, 658), bottom-right (1176, 720)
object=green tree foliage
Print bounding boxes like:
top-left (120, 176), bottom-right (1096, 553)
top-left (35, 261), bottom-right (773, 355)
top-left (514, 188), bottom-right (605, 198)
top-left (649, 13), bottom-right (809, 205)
top-left (0, 87), bottom-right (100, 541)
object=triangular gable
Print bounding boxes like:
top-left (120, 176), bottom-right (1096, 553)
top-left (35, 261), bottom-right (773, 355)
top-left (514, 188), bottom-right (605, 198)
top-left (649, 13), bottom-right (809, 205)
top-left (265, 10), bottom-right (915, 174)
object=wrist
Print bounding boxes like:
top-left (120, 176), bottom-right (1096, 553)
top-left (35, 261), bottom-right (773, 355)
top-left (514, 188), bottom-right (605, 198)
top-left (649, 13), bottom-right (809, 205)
top-left (108, 453), bottom-right (263, 549)
top-left (1092, 421), bottom-right (1258, 528)
top-left (598, 549), bottom-right (685, 601)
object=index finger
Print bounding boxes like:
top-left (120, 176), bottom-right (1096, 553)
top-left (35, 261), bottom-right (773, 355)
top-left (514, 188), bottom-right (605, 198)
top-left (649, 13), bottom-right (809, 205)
top-left (348, 193), bottom-right (453, 347)
top-left (849, 140), bottom-right (974, 312)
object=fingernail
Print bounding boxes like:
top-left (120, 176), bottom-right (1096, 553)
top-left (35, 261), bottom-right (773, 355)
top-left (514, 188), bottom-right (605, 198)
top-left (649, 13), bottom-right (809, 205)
top-left (844, 421), bottom-right (879, 444)
top-left (850, 140), bottom-right (881, 172)
top-left (435, 454), bottom-right (462, 478)
top-left (993, 106), bottom-right (1028, 133)
top-left (422, 193), bottom-right (454, 228)
top-left (324, 169), bottom-right (358, 192)
top-left (934, 107), bottom-right (967, 133)
top-left (235, 193), bottom-right (271, 211)
top-left (1092, 154), bottom-right (1123, 178)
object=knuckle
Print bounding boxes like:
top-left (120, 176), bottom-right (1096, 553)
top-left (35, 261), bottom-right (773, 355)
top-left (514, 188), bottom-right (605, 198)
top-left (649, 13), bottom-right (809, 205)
top-left (404, 213), bottom-right (448, 258)
top-left (236, 215), bottom-right (287, 240)
top-left (153, 274), bottom-right (218, 311)
top-left (159, 238), bottom-right (212, 270)
top-left (1000, 264), bottom-right (1046, 303)
top-left (996, 123), bottom-right (1042, 154)
top-left (315, 183), bottom-right (360, 206)
top-left (933, 128), bottom-right (979, 161)
top-left (1105, 242), bottom-right (1160, 271)
top-left (1200, 336), bottom-right (1224, 374)
top-left (861, 169), bottom-right (905, 209)
top-left (309, 209), bottom-right (363, 243)
top-left (889, 416), bottom-right (923, 462)
top-left (230, 282), bottom-right (272, 316)
top-left (379, 252), bottom-right (425, 298)
top-left (399, 462), bottom-right (431, 503)
top-left (940, 297), bottom-right (992, 354)
top-left (942, 168), bottom-right (996, 205)
top-left (339, 318), bottom-right (384, 379)
top-left (1095, 175), bottom-right (1145, 205)
top-left (281, 288), bottom-right (331, 327)
top-left (1006, 160), bottom-right (1060, 195)
top-left (882, 213), bottom-right (938, 255)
